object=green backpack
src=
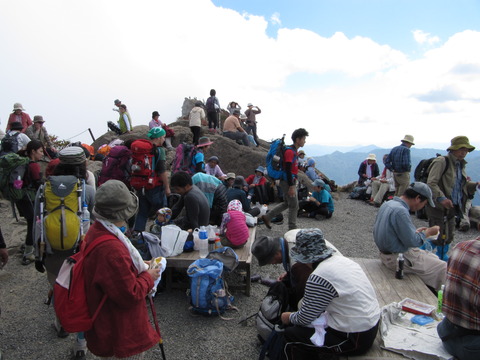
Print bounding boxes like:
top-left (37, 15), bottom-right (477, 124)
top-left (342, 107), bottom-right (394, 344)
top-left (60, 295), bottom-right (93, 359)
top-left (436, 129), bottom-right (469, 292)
top-left (0, 153), bottom-right (32, 201)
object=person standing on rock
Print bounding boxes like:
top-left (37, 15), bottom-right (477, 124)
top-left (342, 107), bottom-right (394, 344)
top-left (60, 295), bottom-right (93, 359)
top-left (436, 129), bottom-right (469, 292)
top-left (205, 89), bottom-right (220, 133)
top-left (373, 182), bottom-right (446, 291)
top-left (244, 103), bottom-right (261, 146)
top-left (262, 128), bottom-right (309, 230)
top-left (189, 102), bottom-right (206, 145)
top-left (25, 115), bottom-right (57, 158)
top-left (385, 135), bottom-right (415, 196)
top-left (6, 102), bottom-right (32, 133)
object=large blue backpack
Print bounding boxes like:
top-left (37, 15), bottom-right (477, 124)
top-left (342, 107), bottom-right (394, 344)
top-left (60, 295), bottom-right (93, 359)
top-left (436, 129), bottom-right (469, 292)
top-left (266, 136), bottom-right (296, 181)
top-left (187, 256), bottom-right (236, 318)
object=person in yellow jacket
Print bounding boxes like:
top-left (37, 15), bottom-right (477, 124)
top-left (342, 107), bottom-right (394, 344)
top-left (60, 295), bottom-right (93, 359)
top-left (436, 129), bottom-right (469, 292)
top-left (118, 104), bottom-right (132, 134)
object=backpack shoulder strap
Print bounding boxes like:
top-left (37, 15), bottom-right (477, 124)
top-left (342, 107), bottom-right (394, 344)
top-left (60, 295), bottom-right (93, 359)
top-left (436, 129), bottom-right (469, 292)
top-left (82, 234), bottom-right (113, 257)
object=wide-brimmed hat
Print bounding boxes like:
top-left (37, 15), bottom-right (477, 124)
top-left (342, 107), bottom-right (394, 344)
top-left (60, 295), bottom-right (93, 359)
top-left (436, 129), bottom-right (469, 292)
top-left (13, 103), bottom-right (24, 111)
top-left (408, 182), bottom-right (435, 207)
top-left (10, 122), bottom-right (24, 131)
top-left (197, 137), bottom-right (213, 148)
top-left (312, 179), bottom-right (325, 187)
top-left (401, 135), bottom-right (415, 145)
top-left (232, 109), bottom-right (241, 115)
top-left (366, 153), bottom-right (377, 161)
top-left (226, 172), bottom-right (236, 180)
top-left (147, 127), bottom-right (166, 139)
top-left (447, 136), bottom-right (475, 152)
top-left (33, 115), bottom-right (45, 123)
top-left (94, 180), bottom-right (139, 222)
top-left (298, 150), bottom-right (305, 155)
top-left (255, 166), bottom-right (265, 175)
top-left (59, 146), bottom-right (86, 165)
top-left (228, 199), bottom-right (242, 212)
top-left (152, 111), bottom-right (160, 118)
top-left (252, 236), bottom-right (281, 266)
top-left (239, 114), bottom-right (247, 120)
top-left (290, 228), bottom-right (334, 264)
top-left (233, 175), bottom-right (247, 188)
top-left (208, 156), bottom-right (219, 164)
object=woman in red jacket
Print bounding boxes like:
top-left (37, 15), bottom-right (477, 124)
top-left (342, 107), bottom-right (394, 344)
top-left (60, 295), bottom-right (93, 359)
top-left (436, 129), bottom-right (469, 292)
top-left (83, 180), bottom-right (161, 358)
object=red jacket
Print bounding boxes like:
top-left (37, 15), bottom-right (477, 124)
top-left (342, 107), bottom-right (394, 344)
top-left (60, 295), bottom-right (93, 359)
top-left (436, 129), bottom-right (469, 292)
top-left (7, 112), bottom-right (32, 133)
top-left (245, 174), bottom-right (267, 186)
top-left (83, 222), bottom-right (159, 358)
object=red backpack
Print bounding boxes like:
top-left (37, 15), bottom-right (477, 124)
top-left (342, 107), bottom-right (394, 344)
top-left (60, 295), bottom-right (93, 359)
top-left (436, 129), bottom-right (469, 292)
top-left (54, 235), bottom-right (111, 333)
top-left (129, 139), bottom-right (162, 191)
top-left (97, 145), bottom-right (132, 187)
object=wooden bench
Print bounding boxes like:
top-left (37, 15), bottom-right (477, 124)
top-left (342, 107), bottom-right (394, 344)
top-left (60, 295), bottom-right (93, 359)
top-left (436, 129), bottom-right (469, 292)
top-left (164, 226), bottom-right (256, 296)
top-left (338, 258), bottom-right (438, 359)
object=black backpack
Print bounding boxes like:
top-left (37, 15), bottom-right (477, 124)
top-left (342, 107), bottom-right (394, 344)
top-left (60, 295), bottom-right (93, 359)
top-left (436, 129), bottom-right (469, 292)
top-left (0, 132), bottom-right (20, 155)
top-left (205, 96), bottom-right (216, 113)
top-left (414, 154), bottom-right (449, 183)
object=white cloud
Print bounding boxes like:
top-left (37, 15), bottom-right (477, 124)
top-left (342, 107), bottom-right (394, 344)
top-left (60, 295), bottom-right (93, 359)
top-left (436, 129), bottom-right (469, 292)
top-left (412, 29), bottom-right (441, 45)
top-left (0, 1), bottom-right (478, 150)
top-left (270, 12), bottom-right (281, 25)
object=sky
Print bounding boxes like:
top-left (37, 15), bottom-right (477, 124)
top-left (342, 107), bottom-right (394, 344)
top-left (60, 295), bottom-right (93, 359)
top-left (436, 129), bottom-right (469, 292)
top-left (1, 0), bottom-right (479, 152)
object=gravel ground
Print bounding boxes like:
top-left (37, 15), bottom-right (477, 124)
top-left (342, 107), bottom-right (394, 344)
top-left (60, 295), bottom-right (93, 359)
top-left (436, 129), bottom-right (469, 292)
top-left (1, 194), bottom-right (478, 360)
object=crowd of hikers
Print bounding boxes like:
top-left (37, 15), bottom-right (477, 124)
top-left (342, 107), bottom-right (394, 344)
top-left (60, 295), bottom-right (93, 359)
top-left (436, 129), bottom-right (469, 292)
top-left (1, 101), bottom-right (479, 360)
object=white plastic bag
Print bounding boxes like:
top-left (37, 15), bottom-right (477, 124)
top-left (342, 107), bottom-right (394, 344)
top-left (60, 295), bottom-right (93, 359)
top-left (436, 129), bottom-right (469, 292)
top-left (161, 225), bottom-right (189, 257)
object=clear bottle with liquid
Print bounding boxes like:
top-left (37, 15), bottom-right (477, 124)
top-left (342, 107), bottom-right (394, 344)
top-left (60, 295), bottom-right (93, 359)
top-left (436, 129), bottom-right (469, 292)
top-left (81, 203), bottom-right (90, 235)
top-left (437, 284), bottom-right (445, 318)
top-left (198, 226), bottom-right (208, 258)
top-left (395, 253), bottom-right (404, 279)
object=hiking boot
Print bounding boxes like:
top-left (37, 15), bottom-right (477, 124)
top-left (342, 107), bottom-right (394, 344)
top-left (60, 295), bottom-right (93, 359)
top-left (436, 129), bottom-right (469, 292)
top-left (53, 318), bottom-right (69, 338)
top-left (73, 350), bottom-right (86, 360)
top-left (21, 253), bottom-right (35, 266)
top-left (250, 274), bottom-right (261, 283)
top-left (261, 215), bottom-right (271, 229)
top-left (260, 278), bottom-right (277, 287)
top-left (73, 338), bottom-right (87, 360)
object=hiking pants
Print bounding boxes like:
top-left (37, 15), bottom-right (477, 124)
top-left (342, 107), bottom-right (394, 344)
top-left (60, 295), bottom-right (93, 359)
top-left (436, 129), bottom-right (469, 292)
top-left (437, 317), bottom-right (480, 360)
top-left (15, 197), bottom-right (34, 246)
top-left (207, 111), bottom-right (218, 130)
top-left (134, 186), bottom-right (167, 232)
top-left (190, 126), bottom-right (201, 145)
top-left (246, 124), bottom-right (259, 145)
top-left (426, 204), bottom-right (456, 245)
top-left (266, 180), bottom-right (298, 230)
top-left (393, 171), bottom-right (410, 196)
top-left (283, 322), bottom-right (379, 360)
top-left (222, 131), bottom-right (250, 147)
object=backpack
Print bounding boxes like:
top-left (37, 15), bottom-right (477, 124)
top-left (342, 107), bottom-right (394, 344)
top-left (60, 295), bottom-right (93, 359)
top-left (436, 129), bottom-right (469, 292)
top-left (171, 143), bottom-right (197, 175)
top-left (266, 136), bottom-right (296, 181)
top-left (256, 281), bottom-right (290, 342)
top-left (97, 145), bottom-right (132, 187)
top-left (41, 175), bottom-right (84, 251)
top-left (130, 139), bottom-right (162, 191)
top-left (54, 235), bottom-right (110, 333)
top-left (414, 154), bottom-right (449, 183)
top-left (0, 132), bottom-right (20, 155)
top-left (0, 153), bottom-right (31, 201)
top-left (205, 96), bottom-right (216, 113)
top-left (187, 258), bottom-right (235, 318)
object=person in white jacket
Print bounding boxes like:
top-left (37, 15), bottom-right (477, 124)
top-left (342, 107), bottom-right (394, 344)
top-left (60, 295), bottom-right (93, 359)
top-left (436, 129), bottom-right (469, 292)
top-left (189, 101), bottom-right (206, 145)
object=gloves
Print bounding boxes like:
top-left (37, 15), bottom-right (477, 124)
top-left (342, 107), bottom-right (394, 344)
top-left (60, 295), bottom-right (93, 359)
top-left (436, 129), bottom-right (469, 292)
top-left (35, 258), bottom-right (45, 273)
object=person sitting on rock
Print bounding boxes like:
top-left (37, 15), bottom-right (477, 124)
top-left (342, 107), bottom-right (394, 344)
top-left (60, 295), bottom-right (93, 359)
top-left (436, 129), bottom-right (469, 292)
top-left (204, 156), bottom-right (227, 180)
top-left (368, 154), bottom-right (395, 207)
top-left (298, 179), bottom-right (334, 219)
top-left (357, 153), bottom-right (379, 187)
top-left (226, 176), bottom-right (260, 217)
top-left (192, 136), bottom-right (213, 173)
top-left (297, 150), bottom-right (307, 170)
top-left (223, 172), bottom-right (236, 189)
top-left (245, 165), bottom-right (267, 197)
top-left (222, 109), bottom-right (251, 147)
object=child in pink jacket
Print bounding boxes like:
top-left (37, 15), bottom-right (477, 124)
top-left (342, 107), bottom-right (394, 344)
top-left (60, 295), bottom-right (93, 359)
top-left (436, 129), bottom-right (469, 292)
top-left (220, 200), bottom-right (249, 248)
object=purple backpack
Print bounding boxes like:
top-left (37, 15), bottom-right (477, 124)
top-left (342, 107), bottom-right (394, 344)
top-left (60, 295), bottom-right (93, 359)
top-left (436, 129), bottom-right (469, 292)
top-left (98, 145), bottom-right (132, 187)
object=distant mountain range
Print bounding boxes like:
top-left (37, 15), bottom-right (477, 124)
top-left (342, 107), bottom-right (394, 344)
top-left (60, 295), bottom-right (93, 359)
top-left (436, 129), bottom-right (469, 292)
top-left (311, 147), bottom-right (480, 206)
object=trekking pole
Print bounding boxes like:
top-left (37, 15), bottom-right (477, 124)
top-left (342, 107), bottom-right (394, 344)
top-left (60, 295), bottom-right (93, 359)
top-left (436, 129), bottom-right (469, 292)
top-left (439, 209), bottom-right (448, 260)
top-left (148, 296), bottom-right (166, 360)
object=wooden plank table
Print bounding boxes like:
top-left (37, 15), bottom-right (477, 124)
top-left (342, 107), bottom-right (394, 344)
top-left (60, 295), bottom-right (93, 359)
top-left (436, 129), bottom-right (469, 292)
top-left (339, 258), bottom-right (438, 360)
top-left (164, 226), bottom-right (256, 296)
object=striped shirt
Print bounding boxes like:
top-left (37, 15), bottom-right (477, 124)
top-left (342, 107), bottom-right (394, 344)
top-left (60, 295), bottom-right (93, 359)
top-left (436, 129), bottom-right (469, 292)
top-left (289, 274), bottom-right (338, 326)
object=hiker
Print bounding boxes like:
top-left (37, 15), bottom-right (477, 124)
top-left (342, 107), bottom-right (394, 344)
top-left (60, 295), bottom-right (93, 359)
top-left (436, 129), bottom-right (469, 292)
top-left (170, 171), bottom-right (210, 230)
top-left (226, 176), bottom-right (261, 217)
top-left (25, 115), bottom-right (57, 158)
top-left (298, 179), bottom-right (334, 219)
top-left (426, 136), bottom-right (479, 260)
top-left (33, 146), bottom-right (95, 357)
top-left (192, 136), bottom-right (213, 173)
top-left (6, 102), bottom-right (32, 133)
top-left (297, 150), bottom-right (307, 170)
top-left (0, 227), bottom-right (8, 269)
top-left (10, 140), bottom-right (43, 265)
top-left (133, 127), bottom-right (170, 232)
top-left (357, 153), bottom-right (379, 187)
top-left (149, 207), bottom-right (173, 236)
top-left (206, 89), bottom-right (220, 133)
top-left (227, 101), bottom-right (241, 115)
top-left (205, 156), bottom-right (227, 180)
top-left (224, 172), bottom-right (236, 189)
top-left (189, 101), bottom-right (207, 145)
top-left (437, 239), bottom-right (480, 360)
top-left (244, 103), bottom-right (261, 146)
top-left (222, 109), bottom-right (251, 146)
top-left (219, 200), bottom-right (249, 248)
top-left (373, 182), bottom-right (446, 291)
top-left (368, 154), bottom-right (395, 207)
top-left (385, 135), bottom-right (415, 196)
top-left (245, 166), bottom-right (267, 193)
top-left (112, 99), bottom-right (122, 112)
top-left (1, 121), bottom-right (31, 155)
top-left (261, 128), bottom-right (309, 230)
top-left (280, 229), bottom-right (380, 359)
top-left (192, 172), bottom-right (228, 226)
top-left (118, 104), bottom-right (132, 134)
top-left (83, 180), bottom-right (161, 359)
top-left (149, 111), bottom-right (162, 129)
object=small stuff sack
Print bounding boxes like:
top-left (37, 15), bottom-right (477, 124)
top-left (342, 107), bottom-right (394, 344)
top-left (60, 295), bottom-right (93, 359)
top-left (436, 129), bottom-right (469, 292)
top-left (54, 236), bottom-right (110, 333)
top-left (161, 225), bottom-right (188, 257)
top-left (187, 258), bottom-right (233, 316)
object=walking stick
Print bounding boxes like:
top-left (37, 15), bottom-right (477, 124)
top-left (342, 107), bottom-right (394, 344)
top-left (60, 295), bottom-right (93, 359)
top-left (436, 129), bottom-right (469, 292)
top-left (149, 296), bottom-right (166, 360)
top-left (439, 209), bottom-right (448, 260)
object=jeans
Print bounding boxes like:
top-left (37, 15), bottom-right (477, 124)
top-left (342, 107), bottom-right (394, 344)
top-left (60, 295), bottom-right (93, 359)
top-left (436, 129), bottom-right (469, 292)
top-left (134, 186), bottom-right (167, 232)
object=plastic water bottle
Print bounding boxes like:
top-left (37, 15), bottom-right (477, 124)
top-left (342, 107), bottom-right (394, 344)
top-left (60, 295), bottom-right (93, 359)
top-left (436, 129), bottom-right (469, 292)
top-left (198, 226), bottom-right (208, 258)
top-left (81, 203), bottom-right (90, 235)
top-left (395, 253), bottom-right (404, 279)
top-left (437, 284), bottom-right (445, 318)
top-left (13, 176), bottom-right (23, 190)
